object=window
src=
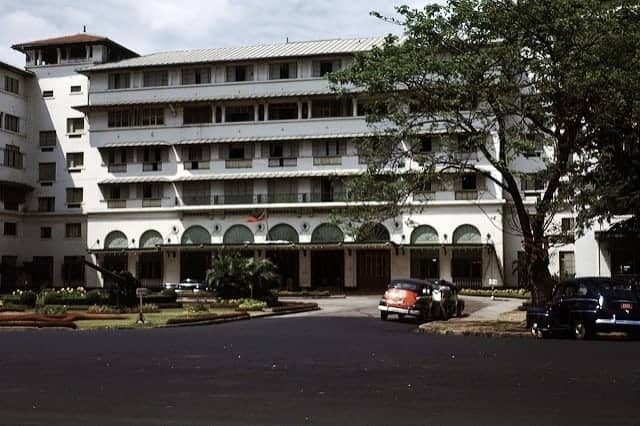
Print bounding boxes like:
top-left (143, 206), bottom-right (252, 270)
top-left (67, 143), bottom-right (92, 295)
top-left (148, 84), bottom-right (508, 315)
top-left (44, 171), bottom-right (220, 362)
top-left (66, 188), bottom-right (83, 207)
top-left (225, 105), bottom-right (254, 122)
top-left (142, 148), bottom-right (162, 171)
top-left (38, 162), bottom-right (56, 182)
top-left (269, 62), bottom-right (297, 80)
top-left (67, 117), bottom-right (84, 134)
top-left (66, 152), bottom-right (84, 169)
top-left (269, 102), bottom-right (298, 120)
top-left (1, 186), bottom-right (21, 210)
top-left (4, 114), bottom-right (19, 132)
top-left (3, 145), bottom-right (22, 169)
top-left (461, 174), bottom-right (477, 190)
top-left (42, 90), bottom-right (54, 98)
top-left (522, 132), bottom-right (545, 157)
top-left (182, 68), bottom-right (211, 85)
top-left (107, 149), bottom-right (128, 172)
top-left (522, 174), bottom-right (545, 192)
top-left (108, 73), bottom-right (131, 89)
top-left (39, 131), bottom-right (56, 149)
top-left (312, 140), bottom-right (346, 157)
top-left (143, 70), bottom-right (168, 87)
top-left (183, 105), bottom-right (212, 124)
top-left (68, 45), bottom-right (85, 60)
top-left (418, 135), bottom-right (435, 153)
top-left (229, 144), bottom-right (246, 160)
top-left (312, 59), bottom-right (341, 77)
top-left (38, 197), bottom-right (55, 212)
top-left (311, 99), bottom-right (352, 118)
top-left (226, 65), bottom-right (253, 82)
top-left (70, 85), bottom-right (81, 93)
top-left (559, 251), bottom-right (576, 279)
top-left (561, 218), bottom-right (576, 234)
top-left (3, 222), bottom-right (17, 236)
top-left (62, 256), bottom-right (84, 283)
top-left (40, 226), bottom-right (52, 239)
top-left (65, 223), bottom-right (82, 238)
top-left (4, 76), bottom-right (19, 94)
top-left (107, 108), bottom-right (164, 127)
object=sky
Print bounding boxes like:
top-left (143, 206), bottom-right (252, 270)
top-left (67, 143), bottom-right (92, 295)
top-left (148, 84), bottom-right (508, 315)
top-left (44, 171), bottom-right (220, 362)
top-left (0, 0), bottom-right (438, 68)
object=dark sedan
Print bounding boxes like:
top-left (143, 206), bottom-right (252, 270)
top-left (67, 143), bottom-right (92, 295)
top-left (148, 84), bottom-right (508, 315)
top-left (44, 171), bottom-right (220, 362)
top-left (527, 277), bottom-right (640, 339)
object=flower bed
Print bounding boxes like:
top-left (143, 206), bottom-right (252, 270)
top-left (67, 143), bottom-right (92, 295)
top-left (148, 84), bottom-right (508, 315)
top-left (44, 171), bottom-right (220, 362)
top-left (166, 311), bottom-right (249, 325)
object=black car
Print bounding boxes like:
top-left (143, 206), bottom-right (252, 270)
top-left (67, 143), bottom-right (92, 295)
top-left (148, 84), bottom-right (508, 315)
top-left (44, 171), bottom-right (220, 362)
top-left (527, 277), bottom-right (640, 339)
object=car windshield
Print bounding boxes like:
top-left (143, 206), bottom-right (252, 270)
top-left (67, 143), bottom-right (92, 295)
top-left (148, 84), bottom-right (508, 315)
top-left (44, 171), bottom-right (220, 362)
top-left (389, 281), bottom-right (419, 291)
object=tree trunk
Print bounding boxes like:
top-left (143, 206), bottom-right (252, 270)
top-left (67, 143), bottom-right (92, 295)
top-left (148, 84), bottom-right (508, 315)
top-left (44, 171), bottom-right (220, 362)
top-left (523, 238), bottom-right (555, 306)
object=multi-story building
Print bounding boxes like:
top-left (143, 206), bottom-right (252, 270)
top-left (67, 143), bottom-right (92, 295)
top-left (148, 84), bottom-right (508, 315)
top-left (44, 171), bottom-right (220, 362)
top-left (0, 31), bottom-right (634, 292)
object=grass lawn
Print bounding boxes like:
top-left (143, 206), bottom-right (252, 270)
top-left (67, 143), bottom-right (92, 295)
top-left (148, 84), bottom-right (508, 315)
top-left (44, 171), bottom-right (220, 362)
top-left (74, 308), bottom-right (240, 330)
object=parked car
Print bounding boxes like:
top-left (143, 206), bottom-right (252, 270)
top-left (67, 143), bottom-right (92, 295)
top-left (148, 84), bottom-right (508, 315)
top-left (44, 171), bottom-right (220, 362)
top-left (164, 279), bottom-right (207, 293)
top-left (527, 277), bottom-right (640, 339)
top-left (378, 278), bottom-right (465, 323)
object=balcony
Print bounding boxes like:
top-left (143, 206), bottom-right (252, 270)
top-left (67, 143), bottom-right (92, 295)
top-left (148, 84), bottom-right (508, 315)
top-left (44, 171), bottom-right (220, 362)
top-left (313, 156), bottom-right (342, 166)
top-left (455, 190), bottom-right (478, 200)
top-left (225, 159), bottom-right (252, 169)
top-left (142, 198), bottom-right (162, 207)
top-left (106, 199), bottom-right (127, 209)
top-left (179, 191), bottom-right (353, 206)
top-left (184, 160), bottom-right (210, 170)
top-left (107, 163), bottom-right (127, 173)
top-left (268, 157), bottom-right (297, 167)
top-left (143, 162), bottom-right (162, 172)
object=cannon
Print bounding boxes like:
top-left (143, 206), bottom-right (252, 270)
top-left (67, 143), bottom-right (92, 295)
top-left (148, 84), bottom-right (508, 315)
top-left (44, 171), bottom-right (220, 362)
top-left (82, 259), bottom-right (139, 307)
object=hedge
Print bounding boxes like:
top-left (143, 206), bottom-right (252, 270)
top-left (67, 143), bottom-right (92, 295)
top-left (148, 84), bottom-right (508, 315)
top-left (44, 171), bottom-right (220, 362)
top-left (1, 291), bottom-right (37, 307)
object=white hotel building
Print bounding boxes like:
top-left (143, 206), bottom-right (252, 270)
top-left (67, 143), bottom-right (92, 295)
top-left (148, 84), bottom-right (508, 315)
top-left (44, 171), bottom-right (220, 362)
top-left (0, 32), bottom-right (633, 292)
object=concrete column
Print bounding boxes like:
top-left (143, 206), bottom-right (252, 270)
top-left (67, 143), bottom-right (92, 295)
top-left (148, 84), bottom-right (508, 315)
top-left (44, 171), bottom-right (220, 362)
top-left (221, 105), bottom-right (226, 123)
top-left (299, 251), bottom-right (311, 287)
top-left (297, 101), bottom-right (303, 120)
top-left (164, 251), bottom-right (180, 284)
top-left (307, 100), bottom-right (312, 119)
top-left (254, 104), bottom-right (259, 121)
top-left (56, 48), bottom-right (61, 64)
top-left (127, 253), bottom-right (137, 277)
top-left (352, 98), bottom-right (358, 116)
top-left (344, 249), bottom-right (356, 288)
top-left (264, 103), bottom-right (269, 121)
top-left (390, 247), bottom-right (410, 279)
top-left (440, 247), bottom-right (452, 281)
top-left (85, 45), bottom-right (90, 60)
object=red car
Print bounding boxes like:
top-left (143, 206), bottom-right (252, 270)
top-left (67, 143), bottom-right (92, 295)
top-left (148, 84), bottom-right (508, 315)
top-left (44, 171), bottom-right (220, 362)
top-left (379, 278), bottom-right (464, 323)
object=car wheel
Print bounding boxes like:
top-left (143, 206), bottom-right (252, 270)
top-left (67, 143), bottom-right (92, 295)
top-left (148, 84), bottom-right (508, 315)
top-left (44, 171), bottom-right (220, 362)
top-left (398, 313), bottom-right (405, 320)
top-left (571, 320), bottom-right (590, 340)
top-left (625, 330), bottom-right (640, 340)
top-left (531, 322), bottom-right (546, 339)
top-left (416, 309), bottom-right (428, 325)
top-left (456, 300), bottom-right (465, 317)
top-left (380, 311), bottom-right (388, 321)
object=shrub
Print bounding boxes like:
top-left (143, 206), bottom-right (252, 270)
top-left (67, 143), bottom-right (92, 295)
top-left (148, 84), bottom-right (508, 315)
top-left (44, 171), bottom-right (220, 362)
top-left (206, 252), bottom-right (278, 304)
top-left (36, 305), bottom-right (68, 315)
top-left (184, 301), bottom-right (209, 314)
top-left (87, 305), bottom-right (121, 314)
top-left (143, 290), bottom-right (177, 304)
top-left (237, 299), bottom-right (267, 311)
top-left (1, 290), bottom-right (37, 307)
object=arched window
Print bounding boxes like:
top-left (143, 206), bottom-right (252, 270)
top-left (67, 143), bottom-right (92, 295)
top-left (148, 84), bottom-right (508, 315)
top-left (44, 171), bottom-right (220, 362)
top-left (356, 223), bottom-right (390, 242)
top-left (267, 224), bottom-right (299, 243)
top-left (411, 225), bottom-right (439, 244)
top-left (452, 224), bottom-right (481, 244)
top-left (139, 230), bottom-right (163, 248)
top-left (181, 225), bottom-right (211, 245)
top-left (104, 231), bottom-right (128, 249)
top-left (223, 225), bottom-right (254, 244)
top-left (310, 223), bottom-right (344, 243)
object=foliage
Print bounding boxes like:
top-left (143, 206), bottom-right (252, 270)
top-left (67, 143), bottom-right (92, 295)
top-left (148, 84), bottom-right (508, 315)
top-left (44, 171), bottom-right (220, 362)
top-left (1, 290), bottom-right (37, 307)
top-left (143, 290), bottom-right (178, 304)
top-left (87, 304), bottom-right (122, 314)
top-left (236, 299), bottom-right (267, 311)
top-left (35, 305), bottom-right (68, 315)
top-left (206, 252), bottom-right (278, 304)
top-left (183, 301), bottom-right (210, 314)
top-left (35, 287), bottom-right (110, 306)
top-left (330, 1), bottom-right (640, 305)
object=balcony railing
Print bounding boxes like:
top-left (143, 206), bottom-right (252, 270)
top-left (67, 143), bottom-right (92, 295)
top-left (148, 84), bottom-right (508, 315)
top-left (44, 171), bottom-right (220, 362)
top-left (268, 157), bottom-right (297, 167)
top-left (413, 191), bottom-right (435, 202)
top-left (180, 192), bottom-right (353, 206)
top-left (142, 198), bottom-right (162, 207)
top-left (455, 190), bottom-right (478, 200)
top-left (225, 159), bottom-right (252, 169)
top-left (108, 163), bottom-right (127, 173)
top-left (143, 162), bottom-right (162, 172)
top-left (313, 156), bottom-right (342, 166)
top-left (184, 160), bottom-right (210, 170)
top-left (106, 199), bottom-right (127, 208)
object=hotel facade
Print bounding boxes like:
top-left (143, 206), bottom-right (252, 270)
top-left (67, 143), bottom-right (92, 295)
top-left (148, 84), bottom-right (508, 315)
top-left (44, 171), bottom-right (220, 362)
top-left (0, 33), bottom-right (633, 292)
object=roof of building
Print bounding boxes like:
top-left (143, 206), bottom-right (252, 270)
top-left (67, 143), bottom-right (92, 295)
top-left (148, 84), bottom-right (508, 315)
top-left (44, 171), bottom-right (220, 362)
top-left (0, 60), bottom-right (33, 78)
top-left (11, 32), bottom-right (138, 57)
top-left (79, 36), bottom-right (385, 72)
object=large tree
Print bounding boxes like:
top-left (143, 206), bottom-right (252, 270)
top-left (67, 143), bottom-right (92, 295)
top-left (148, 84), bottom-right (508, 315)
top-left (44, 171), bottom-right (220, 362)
top-left (331, 0), bottom-right (640, 305)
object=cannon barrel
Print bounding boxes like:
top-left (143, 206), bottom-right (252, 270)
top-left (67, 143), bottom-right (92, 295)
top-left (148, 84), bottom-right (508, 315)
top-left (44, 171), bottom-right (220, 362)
top-left (82, 259), bottom-right (139, 286)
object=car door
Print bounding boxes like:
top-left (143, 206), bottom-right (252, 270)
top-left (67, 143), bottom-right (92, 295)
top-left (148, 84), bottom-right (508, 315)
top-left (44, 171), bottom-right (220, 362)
top-left (548, 284), bottom-right (565, 329)
top-left (556, 283), bottom-right (577, 329)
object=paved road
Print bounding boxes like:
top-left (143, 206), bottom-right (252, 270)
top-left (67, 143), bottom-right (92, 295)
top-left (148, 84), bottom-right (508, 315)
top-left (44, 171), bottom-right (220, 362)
top-left (1, 298), bottom-right (639, 425)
